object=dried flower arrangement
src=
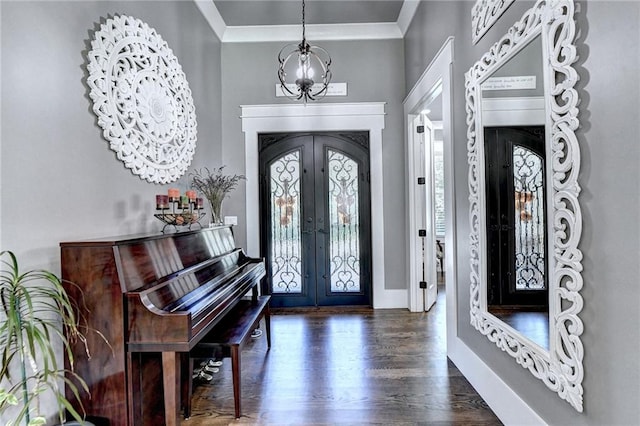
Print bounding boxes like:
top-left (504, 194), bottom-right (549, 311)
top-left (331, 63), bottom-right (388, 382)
top-left (190, 167), bottom-right (246, 224)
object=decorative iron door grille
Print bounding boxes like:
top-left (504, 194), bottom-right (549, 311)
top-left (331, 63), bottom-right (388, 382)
top-left (269, 151), bottom-right (303, 294)
top-left (259, 132), bottom-right (372, 307)
top-left (513, 145), bottom-right (546, 291)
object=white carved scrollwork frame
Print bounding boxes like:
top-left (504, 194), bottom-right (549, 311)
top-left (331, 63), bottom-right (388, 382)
top-left (466, 0), bottom-right (584, 412)
top-left (472, 0), bottom-right (516, 44)
top-left (87, 15), bottom-right (197, 184)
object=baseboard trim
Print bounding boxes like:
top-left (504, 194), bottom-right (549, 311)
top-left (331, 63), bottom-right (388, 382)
top-left (373, 289), bottom-right (407, 309)
top-left (448, 337), bottom-right (547, 426)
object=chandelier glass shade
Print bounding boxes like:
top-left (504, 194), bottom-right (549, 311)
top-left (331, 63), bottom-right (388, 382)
top-left (277, 0), bottom-right (332, 102)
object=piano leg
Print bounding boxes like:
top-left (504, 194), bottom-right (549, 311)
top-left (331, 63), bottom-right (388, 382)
top-left (162, 351), bottom-right (181, 426)
top-left (182, 354), bottom-right (194, 419)
top-left (231, 344), bottom-right (241, 419)
top-left (265, 304), bottom-right (271, 348)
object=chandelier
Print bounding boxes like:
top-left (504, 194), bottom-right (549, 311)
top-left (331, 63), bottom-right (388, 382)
top-left (277, 0), bottom-right (332, 102)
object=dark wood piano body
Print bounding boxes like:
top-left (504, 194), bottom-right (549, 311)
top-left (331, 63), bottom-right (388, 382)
top-left (60, 226), bottom-right (265, 426)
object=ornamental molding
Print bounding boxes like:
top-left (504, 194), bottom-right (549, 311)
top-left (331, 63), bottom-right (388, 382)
top-left (472, 0), bottom-right (516, 44)
top-left (86, 15), bottom-right (197, 184)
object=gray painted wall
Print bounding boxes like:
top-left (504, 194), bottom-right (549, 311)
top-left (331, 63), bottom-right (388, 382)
top-left (1, 2), bottom-right (221, 420)
top-left (1, 0), bottom-right (221, 265)
top-left (405, 0), bottom-right (640, 424)
top-left (220, 39), bottom-right (408, 290)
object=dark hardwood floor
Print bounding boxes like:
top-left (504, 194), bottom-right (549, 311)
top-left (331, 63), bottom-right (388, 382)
top-left (183, 287), bottom-right (502, 425)
top-left (490, 309), bottom-right (549, 350)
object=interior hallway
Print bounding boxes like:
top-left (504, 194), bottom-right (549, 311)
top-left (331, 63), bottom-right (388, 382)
top-left (183, 286), bottom-right (502, 425)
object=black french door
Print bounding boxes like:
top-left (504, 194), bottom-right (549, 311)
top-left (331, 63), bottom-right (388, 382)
top-left (259, 132), bottom-right (372, 307)
top-left (484, 126), bottom-right (548, 309)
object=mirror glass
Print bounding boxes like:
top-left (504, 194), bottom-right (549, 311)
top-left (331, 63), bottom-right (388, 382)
top-left (480, 36), bottom-right (549, 350)
top-left (466, 0), bottom-right (584, 412)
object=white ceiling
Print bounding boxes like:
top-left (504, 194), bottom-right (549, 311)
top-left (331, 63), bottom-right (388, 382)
top-left (213, 0), bottom-right (404, 26)
top-left (196, 0), bottom-right (419, 42)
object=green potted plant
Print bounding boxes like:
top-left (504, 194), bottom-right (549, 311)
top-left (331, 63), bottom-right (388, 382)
top-left (190, 166), bottom-right (246, 225)
top-left (0, 250), bottom-right (92, 425)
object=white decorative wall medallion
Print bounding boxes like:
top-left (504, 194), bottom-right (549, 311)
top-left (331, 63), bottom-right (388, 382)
top-left (86, 15), bottom-right (197, 184)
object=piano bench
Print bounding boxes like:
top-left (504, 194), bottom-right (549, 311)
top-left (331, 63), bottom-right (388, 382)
top-left (186, 295), bottom-right (271, 419)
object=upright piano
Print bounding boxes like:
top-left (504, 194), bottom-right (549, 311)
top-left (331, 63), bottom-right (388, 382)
top-left (60, 225), bottom-right (265, 426)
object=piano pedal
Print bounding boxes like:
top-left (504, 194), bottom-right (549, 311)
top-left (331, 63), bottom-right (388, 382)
top-left (251, 329), bottom-right (263, 338)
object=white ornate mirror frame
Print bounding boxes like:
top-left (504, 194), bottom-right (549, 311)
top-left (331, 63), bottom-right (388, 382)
top-left (472, 0), bottom-right (515, 44)
top-left (466, 0), bottom-right (584, 412)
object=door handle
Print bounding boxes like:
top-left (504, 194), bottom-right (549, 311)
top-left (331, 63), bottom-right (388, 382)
top-left (317, 228), bottom-right (329, 234)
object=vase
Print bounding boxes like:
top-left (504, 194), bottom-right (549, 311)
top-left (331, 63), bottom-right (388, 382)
top-left (209, 199), bottom-right (223, 225)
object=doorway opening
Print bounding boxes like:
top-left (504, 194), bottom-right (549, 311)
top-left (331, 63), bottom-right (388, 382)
top-left (259, 132), bottom-right (372, 307)
top-left (409, 109), bottom-right (443, 312)
top-left (403, 37), bottom-right (456, 350)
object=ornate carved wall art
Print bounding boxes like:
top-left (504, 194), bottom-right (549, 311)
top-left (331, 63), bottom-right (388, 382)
top-left (87, 15), bottom-right (197, 184)
top-left (466, 0), bottom-right (584, 412)
top-left (472, 0), bottom-right (515, 44)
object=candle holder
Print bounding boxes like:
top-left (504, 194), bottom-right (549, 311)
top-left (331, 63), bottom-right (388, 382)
top-left (155, 196), bottom-right (206, 233)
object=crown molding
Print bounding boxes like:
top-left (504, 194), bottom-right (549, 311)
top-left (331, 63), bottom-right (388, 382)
top-left (194, 0), bottom-right (226, 40)
top-left (397, 0), bottom-right (420, 36)
top-left (224, 22), bottom-right (402, 42)
top-left (194, 0), bottom-right (416, 43)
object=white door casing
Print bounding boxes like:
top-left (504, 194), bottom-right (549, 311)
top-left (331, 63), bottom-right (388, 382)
top-left (240, 102), bottom-right (405, 309)
top-left (404, 37), bottom-right (453, 316)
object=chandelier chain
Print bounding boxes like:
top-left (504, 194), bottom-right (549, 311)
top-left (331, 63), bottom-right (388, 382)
top-left (301, 0), bottom-right (306, 42)
top-left (277, 0), bottom-right (331, 103)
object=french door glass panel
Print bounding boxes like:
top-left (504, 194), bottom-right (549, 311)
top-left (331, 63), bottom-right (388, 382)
top-left (328, 149), bottom-right (361, 293)
top-left (269, 150), bottom-right (303, 294)
top-left (513, 145), bottom-right (546, 291)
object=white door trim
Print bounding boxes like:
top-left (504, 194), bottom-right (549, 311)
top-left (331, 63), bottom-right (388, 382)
top-left (240, 102), bottom-right (400, 309)
top-left (404, 38), bottom-right (456, 318)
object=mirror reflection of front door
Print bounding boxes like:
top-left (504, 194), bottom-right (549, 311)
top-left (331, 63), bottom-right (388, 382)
top-left (259, 132), bottom-right (372, 307)
top-left (484, 126), bottom-right (548, 309)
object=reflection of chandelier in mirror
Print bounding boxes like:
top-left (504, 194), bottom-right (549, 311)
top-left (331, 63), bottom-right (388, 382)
top-left (277, 0), bottom-right (332, 103)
